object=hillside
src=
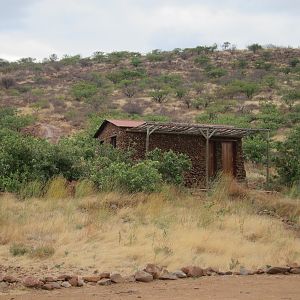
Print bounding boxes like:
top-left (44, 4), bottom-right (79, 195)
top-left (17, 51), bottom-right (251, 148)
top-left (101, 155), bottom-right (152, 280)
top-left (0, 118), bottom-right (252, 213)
top-left (1, 46), bottom-right (300, 141)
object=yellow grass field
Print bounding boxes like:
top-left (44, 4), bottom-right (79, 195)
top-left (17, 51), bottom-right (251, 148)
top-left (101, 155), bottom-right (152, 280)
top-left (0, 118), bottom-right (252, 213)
top-left (0, 178), bottom-right (299, 276)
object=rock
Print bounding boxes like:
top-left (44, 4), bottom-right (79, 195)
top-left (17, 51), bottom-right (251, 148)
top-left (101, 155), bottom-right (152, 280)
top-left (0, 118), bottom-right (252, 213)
top-left (181, 266), bottom-right (204, 277)
top-left (255, 269), bottom-right (265, 275)
top-left (124, 275), bottom-right (136, 282)
top-left (110, 273), bottom-right (124, 283)
top-left (288, 263), bottom-right (299, 268)
top-left (61, 281), bottom-right (72, 288)
top-left (23, 276), bottom-right (43, 288)
top-left (0, 282), bottom-right (9, 290)
top-left (83, 276), bottom-right (100, 283)
top-left (98, 278), bottom-right (112, 286)
top-left (239, 267), bottom-right (254, 275)
top-left (203, 267), bottom-right (218, 276)
top-left (224, 271), bottom-right (233, 275)
top-left (266, 267), bottom-right (290, 274)
top-left (144, 264), bottom-right (162, 279)
top-left (42, 283), bottom-right (54, 290)
top-left (134, 271), bottom-right (153, 282)
top-left (172, 270), bottom-right (187, 279)
top-left (290, 268), bottom-right (300, 274)
top-left (77, 278), bottom-right (84, 287)
top-left (51, 282), bottom-right (61, 289)
top-left (159, 270), bottom-right (177, 280)
top-left (68, 276), bottom-right (79, 287)
top-left (3, 275), bottom-right (18, 283)
top-left (57, 275), bottom-right (72, 281)
top-left (99, 272), bottom-right (110, 279)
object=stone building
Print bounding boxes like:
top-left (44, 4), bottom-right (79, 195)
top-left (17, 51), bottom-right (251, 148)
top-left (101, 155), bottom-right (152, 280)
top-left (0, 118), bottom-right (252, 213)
top-left (94, 119), bottom-right (267, 188)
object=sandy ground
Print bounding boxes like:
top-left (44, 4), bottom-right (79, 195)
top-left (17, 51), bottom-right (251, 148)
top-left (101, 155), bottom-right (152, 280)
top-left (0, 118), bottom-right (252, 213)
top-left (1, 275), bottom-right (300, 300)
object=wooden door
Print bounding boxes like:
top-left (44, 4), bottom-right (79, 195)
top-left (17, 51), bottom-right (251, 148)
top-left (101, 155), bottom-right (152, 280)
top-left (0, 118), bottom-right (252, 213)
top-left (222, 142), bottom-right (234, 175)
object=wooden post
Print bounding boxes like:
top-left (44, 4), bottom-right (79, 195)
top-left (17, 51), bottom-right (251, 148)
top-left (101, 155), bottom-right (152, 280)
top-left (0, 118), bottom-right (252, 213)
top-left (206, 129), bottom-right (209, 190)
top-left (266, 130), bottom-right (270, 188)
top-left (146, 127), bottom-right (150, 153)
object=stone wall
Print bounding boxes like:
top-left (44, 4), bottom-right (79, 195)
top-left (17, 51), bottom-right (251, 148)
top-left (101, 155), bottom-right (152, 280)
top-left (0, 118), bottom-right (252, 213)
top-left (96, 123), bottom-right (246, 187)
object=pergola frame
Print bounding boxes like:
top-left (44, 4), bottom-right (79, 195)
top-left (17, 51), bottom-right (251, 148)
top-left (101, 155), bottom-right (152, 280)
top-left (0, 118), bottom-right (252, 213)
top-left (128, 122), bottom-right (270, 190)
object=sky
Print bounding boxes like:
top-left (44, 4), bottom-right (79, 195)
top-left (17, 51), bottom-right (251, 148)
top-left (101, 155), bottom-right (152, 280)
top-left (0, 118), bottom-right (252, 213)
top-left (0, 0), bottom-right (299, 61)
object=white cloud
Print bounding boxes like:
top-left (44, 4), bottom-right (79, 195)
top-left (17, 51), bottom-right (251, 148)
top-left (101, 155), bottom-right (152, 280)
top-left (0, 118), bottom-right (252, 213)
top-left (0, 0), bottom-right (299, 61)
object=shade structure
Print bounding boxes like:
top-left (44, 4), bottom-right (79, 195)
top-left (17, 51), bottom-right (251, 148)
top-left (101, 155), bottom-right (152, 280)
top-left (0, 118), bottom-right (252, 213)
top-left (127, 121), bottom-right (269, 138)
top-left (128, 121), bottom-right (270, 190)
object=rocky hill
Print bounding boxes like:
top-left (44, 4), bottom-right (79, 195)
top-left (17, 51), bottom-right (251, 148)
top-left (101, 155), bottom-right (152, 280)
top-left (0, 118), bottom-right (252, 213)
top-left (0, 46), bottom-right (299, 140)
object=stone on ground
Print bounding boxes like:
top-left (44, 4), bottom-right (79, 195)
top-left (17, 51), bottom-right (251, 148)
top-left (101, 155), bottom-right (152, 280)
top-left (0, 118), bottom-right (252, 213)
top-left (266, 267), bottom-right (290, 274)
top-left (134, 271), bottom-right (153, 282)
top-left (181, 266), bottom-right (204, 277)
top-left (144, 264), bottom-right (162, 279)
top-left (98, 278), bottom-right (112, 286)
top-left (110, 273), bottom-right (124, 283)
top-left (172, 270), bottom-right (187, 278)
top-left (61, 281), bottom-right (72, 288)
top-left (23, 276), bottom-right (43, 288)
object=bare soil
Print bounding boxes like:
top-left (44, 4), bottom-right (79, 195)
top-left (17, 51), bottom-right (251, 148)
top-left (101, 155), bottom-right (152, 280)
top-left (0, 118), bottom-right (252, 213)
top-left (1, 275), bottom-right (300, 300)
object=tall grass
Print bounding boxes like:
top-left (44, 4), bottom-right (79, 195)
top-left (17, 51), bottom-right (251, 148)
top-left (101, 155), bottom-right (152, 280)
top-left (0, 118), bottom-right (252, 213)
top-left (0, 178), bottom-right (299, 275)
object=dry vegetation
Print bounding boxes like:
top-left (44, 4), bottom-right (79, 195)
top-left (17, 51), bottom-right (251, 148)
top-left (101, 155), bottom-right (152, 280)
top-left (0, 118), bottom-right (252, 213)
top-left (0, 177), bottom-right (299, 276)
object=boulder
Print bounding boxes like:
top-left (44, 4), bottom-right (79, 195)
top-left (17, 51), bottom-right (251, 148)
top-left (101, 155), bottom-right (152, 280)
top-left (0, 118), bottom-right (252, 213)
top-left (57, 275), bottom-right (72, 281)
top-left (172, 270), bottom-right (187, 279)
top-left (77, 278), bottom-right (84, 287)
top-left (290, 268), bottom-right (300, 274)
top-left (42, 283), bottom-right (54, 290)
top-left (110, 273), bottom-right (124, 283)
top-left (68, 276), bottom-right (79, 287)
top-left (3, 275), bottom-right (18, 283)
top-left (61, 281), bottom-right (72, 288)
top-left (99, 272), bottom-right (110, 279)
top-left (50, 282), bottom-right (61, 289)
top-left (98, 278), bottom-right (112, 286)
top-left (134, 271), bottom-right (153, 282)
top-left (23, 276), bottom-right (43, 288)
top-left (83, 276), bottom-right (100, 283)
top-left (181, 266), bottom-right (204, 277)
top-left (159, 270), bottom-right (177, 280)
top-left (266, 267), bottom-right (290, 274)
top-left (144, 264), bottom-right (162, 279)
top-left (124, 275), bottom-right (136, 282)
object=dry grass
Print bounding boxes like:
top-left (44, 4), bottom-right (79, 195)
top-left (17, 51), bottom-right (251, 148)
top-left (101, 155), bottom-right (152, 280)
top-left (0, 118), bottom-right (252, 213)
top-left (0, 179), bottom-right (299, 275)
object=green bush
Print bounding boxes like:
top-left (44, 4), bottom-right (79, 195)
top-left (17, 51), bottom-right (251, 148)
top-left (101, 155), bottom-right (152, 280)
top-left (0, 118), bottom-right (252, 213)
top-left (147, 149), bottom-right (191, 185)
top-left (10, 243), bottom-right (29, 256)
top-left (256, 102), bottom-right (284, 130)
top-left (71, 82), bottom-right (98, 100)
top-left (206, 67), bottom-right (227, 78)
top-left (120, 161), bottom-right (162, 193)
top-left (243, 135), bottom-right (268, 164)
top-left (275, 126), bottom-right (300, 185)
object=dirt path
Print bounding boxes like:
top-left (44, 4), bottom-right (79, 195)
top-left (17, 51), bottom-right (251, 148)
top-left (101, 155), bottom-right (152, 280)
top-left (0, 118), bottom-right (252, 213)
top-left (1, 275), bottom-right (299, 300)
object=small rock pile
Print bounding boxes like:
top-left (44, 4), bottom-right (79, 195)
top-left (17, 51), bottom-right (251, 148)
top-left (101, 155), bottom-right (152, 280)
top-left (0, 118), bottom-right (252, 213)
top-left (1, 263), bottom-right (300, 291)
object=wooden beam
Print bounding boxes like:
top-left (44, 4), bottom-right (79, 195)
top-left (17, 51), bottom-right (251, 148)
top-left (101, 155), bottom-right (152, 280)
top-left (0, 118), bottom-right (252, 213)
top-left (266, 130), bottom-right (270, 189)
top-left (206, 129), bottom-right (210, 191)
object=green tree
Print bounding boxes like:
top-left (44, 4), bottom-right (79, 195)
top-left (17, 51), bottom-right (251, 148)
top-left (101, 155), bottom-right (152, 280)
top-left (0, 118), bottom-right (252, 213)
top-left (248, 43), bottom-right (263, 53)
top-left (275, 126), bottom-right (300, 185)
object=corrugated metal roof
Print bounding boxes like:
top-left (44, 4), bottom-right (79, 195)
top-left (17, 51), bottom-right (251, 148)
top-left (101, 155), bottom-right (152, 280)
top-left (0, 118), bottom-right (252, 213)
top-left (93, 119), bottom-right (145, 138)
top-left (107, 119), bottom-right (145, 128)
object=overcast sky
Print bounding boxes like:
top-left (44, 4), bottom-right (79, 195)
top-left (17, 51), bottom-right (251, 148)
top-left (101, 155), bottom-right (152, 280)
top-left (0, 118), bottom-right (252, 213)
top-left (0, 0), bottom-right (299, 61)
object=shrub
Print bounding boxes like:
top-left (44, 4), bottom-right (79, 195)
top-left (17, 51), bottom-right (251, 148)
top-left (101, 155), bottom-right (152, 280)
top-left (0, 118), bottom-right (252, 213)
top-left (19, 180), bottom-right (44, 199)
top-left (44, 177), bottom-right (69, 199)
top-left (30, 245), bottom-right (55, 258)
top-left (194, 55), bottom-right (210, 66)
top-left (10, 243), bottom-right (29, 256)
top-left (275, 126), bottom-right (300, 185)
top-left (289, 58), bottom-right (300, 68)
top-left (71, 82), bottom-right (98, 100)
top-left (131, 57), bottom-right (142, 67)
top-left (206, 67), bottom-right (227, 78)
top-left (119, 161), bottom-right (162, 193)
top-left (147, 149), bottom-right (191, 185)
top-left (243, 135), bottom-right (268, 164)
top-left (247, 43), bottom-right (263, 53)
top-left (256, 102), bottom-right (284, 130)
top-left (74, 179), bottom-right (95, 198)
top-left (1, 76), bottom-right (15, 89)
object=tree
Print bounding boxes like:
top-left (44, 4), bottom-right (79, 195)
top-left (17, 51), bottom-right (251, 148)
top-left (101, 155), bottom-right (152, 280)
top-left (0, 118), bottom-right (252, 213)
top-left (49, 54), bottom-right (58, 62)
top-left (1, 76), bottom-right (15, 89)
top-left (149, 89), bottom-right (169, 104)
top-left (248, 43), bottom-right (263, 53)
top-left (275, 126), bottom-right (300, 185)
top-left (119, 80), bottom-right (138, 98)
top-left (222, 42), bottom-right (231, 51)
top-left (282, 90), bottom-right (300, 111)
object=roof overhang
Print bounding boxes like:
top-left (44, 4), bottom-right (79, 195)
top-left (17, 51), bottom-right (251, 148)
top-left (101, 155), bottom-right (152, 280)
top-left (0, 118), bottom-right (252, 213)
top-left (127, 121), bottom-right (269, 138)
